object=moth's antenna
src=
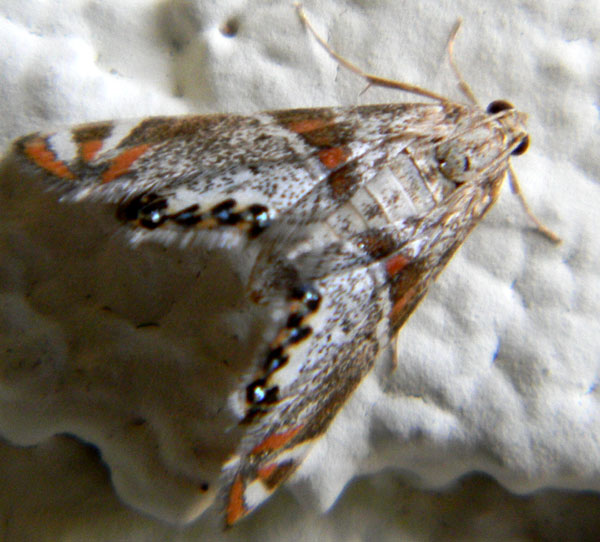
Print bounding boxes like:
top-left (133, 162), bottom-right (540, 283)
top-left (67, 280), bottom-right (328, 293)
top-left (294, 3), bottom-right (448, 103)
top-left (446, 20), bottom-right (479, 106)
top-left (508, 166), bottom-right (562, 243)
top-left (295, 3), bottom-right (561, 244)
top-left (445, 22), bottom-right (561, 243)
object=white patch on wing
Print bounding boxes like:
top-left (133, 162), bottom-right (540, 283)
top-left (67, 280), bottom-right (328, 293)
top-left (100, 119), bottom-right (144, 155)
top-left (243, 479), bottom-right (272, 510)
top-left (48, 131), bottom-right (79, 163)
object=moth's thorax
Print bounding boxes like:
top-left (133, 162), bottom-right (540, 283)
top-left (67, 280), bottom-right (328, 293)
top-left (323, 104), bottom-right (528, 241)
top-left (436, 108), bottom-right (527, 183)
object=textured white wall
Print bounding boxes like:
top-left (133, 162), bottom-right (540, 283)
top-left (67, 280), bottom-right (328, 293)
top-left (0, 0), bottom-right (598, 540)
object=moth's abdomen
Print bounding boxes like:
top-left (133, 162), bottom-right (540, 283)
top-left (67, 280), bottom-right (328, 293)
top-left (327, 160), bottom-right (450, 237)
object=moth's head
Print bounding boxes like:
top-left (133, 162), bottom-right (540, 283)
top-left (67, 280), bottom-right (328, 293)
top-left (435, 100), bottom-right (529, 186)
top-left (485, 100), bottom-right (530, 155)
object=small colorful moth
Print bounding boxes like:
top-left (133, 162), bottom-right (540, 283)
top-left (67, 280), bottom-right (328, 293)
top-left (0, 4), bottom-right (558, 527)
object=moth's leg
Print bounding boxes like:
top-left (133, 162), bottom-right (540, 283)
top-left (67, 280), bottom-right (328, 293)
top-left (508, 166), bottom-right (562, 243)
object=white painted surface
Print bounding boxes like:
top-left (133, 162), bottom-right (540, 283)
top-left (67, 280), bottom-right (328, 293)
top-left (0, 0), bottom-right (598, 540)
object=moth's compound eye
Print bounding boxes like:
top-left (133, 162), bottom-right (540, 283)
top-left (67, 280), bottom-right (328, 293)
top-left (511, 135), bottom-right (530, 156)
top-left (486, 100), bottom-right (515, 114)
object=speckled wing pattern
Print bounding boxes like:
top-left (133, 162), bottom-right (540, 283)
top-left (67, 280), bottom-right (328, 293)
top-left (7, 97), bottom-right (529, 525)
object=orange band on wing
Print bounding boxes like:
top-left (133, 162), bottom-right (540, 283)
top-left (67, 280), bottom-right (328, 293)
top-left (318, 147), bottom-right (348, 169)
top-left (80, 139), bottom-right (104, 162)
top-left (23, 137), bottom-right (76, 180)
top-left (226, 474), bottom-right (247, 526)
top-left (288, 118), bottom-right (328, 134)
top-left (251, 425), bottom-right (303, 456)
top-left (385, 254), bottom-right (410, 277)
top-left (257, 463), bottom-right (278, 480)
top-left (101, 144), bottom-right (150, 183)
top-left (390, 286), bottom-right (416, 322)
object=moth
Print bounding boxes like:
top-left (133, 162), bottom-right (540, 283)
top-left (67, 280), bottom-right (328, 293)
top-left (0, 4), bottom-right (558, 527)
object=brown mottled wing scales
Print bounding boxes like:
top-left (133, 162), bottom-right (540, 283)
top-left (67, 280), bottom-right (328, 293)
top-left (221, 257), bottom-right (387, 526)
top-left (218, 100), bottom-right (528, 525)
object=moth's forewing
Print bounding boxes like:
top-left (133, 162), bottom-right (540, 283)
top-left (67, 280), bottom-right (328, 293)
top-left (0, 99), bottom-right (527, 524)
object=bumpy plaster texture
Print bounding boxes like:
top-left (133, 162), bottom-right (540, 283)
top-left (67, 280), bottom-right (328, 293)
top-left (0, 0), bottom-right (599, 540)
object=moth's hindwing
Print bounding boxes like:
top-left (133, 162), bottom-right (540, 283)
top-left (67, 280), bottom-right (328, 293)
top-left (6, 98), bottom-right (529, 525)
